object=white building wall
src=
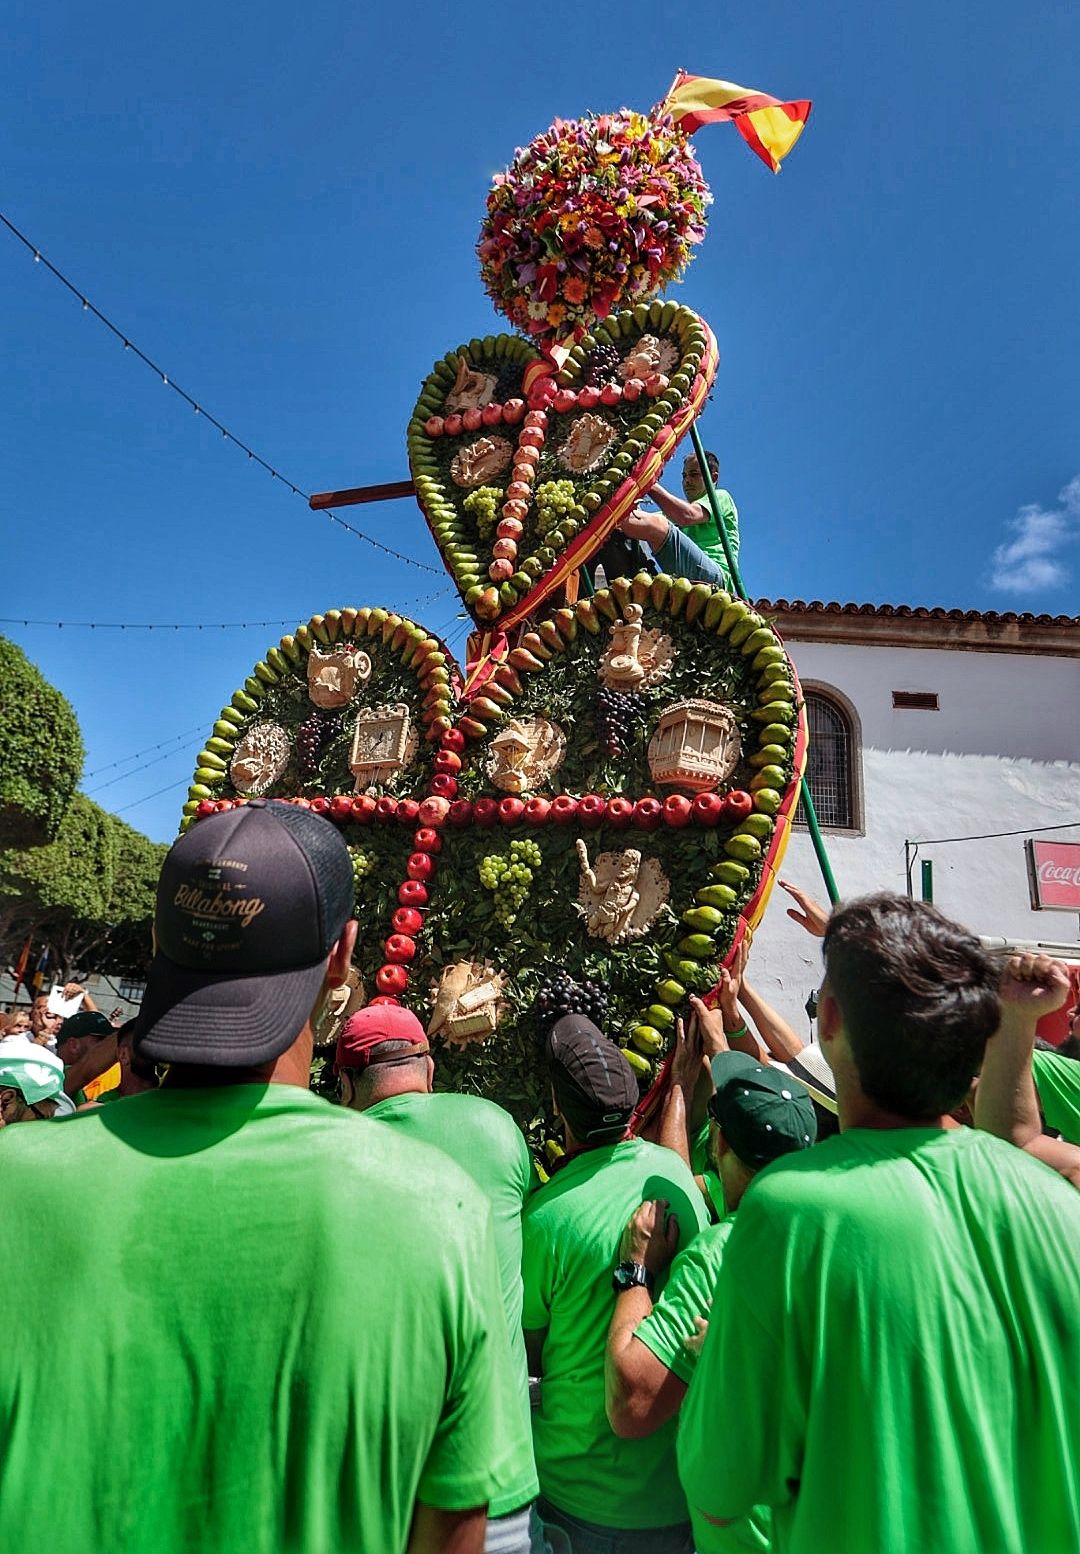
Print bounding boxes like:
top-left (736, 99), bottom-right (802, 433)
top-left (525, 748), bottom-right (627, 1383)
top-left (749, 637), bottom-right (1080, 1025)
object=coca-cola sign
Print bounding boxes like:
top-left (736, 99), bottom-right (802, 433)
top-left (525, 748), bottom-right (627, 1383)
top-left (1026, 839), bottom-right (1080, 912)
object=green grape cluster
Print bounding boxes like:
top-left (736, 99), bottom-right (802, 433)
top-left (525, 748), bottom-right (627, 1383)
top-left (349, 847), bottom-right (374, 908)
top-left (535, 480), bottom-right (578, 536)
top-left (478, 838), bottom-right (544, 927)
top-left (463, 485), bottom-right (503, 538)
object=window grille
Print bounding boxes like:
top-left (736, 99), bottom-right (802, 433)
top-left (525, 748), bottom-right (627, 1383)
top-left (798, 693), bottom-right (855, 830)
top-left (118, 979), bottom-right (146, 1004)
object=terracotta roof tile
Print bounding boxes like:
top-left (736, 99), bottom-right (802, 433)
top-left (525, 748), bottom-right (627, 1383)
top-left (756, 599), bottom-right (1079, 627)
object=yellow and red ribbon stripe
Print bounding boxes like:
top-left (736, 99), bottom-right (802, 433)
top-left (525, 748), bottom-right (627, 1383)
top-left (661, 71), bottom-right (811, 174)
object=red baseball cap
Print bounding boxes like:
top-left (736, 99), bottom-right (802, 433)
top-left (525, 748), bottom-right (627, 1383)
top-left (336, 1005), bottom-right (429, 1070)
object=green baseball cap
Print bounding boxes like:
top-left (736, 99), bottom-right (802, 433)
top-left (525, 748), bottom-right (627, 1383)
top-left (708, 1051), bottom-right (817, 1169)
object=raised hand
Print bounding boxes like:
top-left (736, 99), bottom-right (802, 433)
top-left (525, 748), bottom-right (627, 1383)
top-left (778, 879), bottom-right (829, 938)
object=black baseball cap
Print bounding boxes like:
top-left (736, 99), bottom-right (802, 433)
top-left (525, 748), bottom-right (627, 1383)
top-left (546, 1015), bottom-right (638, 1143)
top-left (137, 801), bottom-right (354, 1067)
top-left (708, 1051), bottom-right (817, 1169)
top-left (58, 1010), bottom-right (114, 1045)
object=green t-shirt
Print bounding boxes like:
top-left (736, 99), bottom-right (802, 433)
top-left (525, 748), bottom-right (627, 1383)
top-left (636, 1215), bottom-right (769, 1554)
top-left (0, 1084), bottom-right (523, 1554)
top-left (1033, 1049), bottom-right (1080, 1144)
top-left (688, 490), bottom-right (740, 574)
top-left (678, 1127), bottom-right (1080, 1554)
top-left (521, 1136), bottom-right (709, 1529)
top-left (364, 1090), bottom-right (539, 1516)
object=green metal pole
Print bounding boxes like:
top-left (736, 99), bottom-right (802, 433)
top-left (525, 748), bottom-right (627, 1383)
top-left (689, 422), bottom-right (747, 601)
top-left (688, 422), bottom-right (840, 903)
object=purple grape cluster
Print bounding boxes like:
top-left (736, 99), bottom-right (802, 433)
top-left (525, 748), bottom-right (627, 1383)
top-left (595, 688), bottom-right (647, 757)
top-left (584, 342), bottom-right (621, 386)
top-left (296, 710), bottom-right (341, 781)
top-left (536, 970), bottom-right (609, 1030)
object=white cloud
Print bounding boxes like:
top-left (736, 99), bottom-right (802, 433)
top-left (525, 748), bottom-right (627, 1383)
top-left (990, 476), bottom-right (1080, 595)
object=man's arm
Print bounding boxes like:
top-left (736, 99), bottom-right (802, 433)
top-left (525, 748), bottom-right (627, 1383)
top-left (975, 953), bottom-right (1080, 1189)
top-left (657, 1017), bottom-right (710, 1170)
top-left (605, 1200), bottom-right (688, 1439)
top-left (648, 482), bottom-right (709, 531)
top-left (739, 980), bottom-right (804, 1064)
top-left (407, 1504), bottom-right (486, 1554)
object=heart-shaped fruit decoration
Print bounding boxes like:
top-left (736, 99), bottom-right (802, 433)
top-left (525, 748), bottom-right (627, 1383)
top-left (182, 583), bottom-right (805, 1126)
top-left (407, 301), bottom-right (718, 627)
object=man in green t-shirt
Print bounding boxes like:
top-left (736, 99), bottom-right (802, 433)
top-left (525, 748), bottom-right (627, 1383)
top-left (605, 1051), bottom-right (816, 1554)
top-left (522, 1016), bottom-right (709, 1553)
top-left (678, 893), bottom-right (1080, 1554)
top-left (0, 802), bottom-right (522, 1554)
top-left (336, 1003), bottom-right (539, 1553)
top-left (617, 449), bottom-right (740, 590)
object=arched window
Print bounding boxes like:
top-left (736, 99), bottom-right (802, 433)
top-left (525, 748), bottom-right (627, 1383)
top-left (797, 686), bottom-right (861, 833)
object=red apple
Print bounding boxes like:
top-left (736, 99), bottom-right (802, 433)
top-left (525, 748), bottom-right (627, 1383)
top-left (606, 796), bottom-right (635, 827)
top-left (523, 796), bottom-right (551, 824)
top-left (430, 774), bottom-right (458, 799)
top-left (443, 412), bottom-right (463, 436)
top-left (633, 797), bottom-right (664, 831)
top-left (462, 407), bottom-right (484, 432)
top-left (376, 963), bottom-right (410, 995)
top-left (392, 907), bottom-right (424, 936)
top-left (369, 994), bottom-right (401, 1007)
top-left (440, 728), bottom-right (466, 753)
top-left (550, 794), bottom-right (579, 824)
top-left (424, 415), bottom-right (444, 437)
top-left (417, 796), bottom-right (451, 827)
top-left (406, 851), bottom-right (436, 881)
top-left (481, 402), bottom-right (504, 427)
top-left (691, 793), bottom-right (725, 827)
top-left (395, 799), bottom-right (420, 826)
top-left (447, 798), bottom-right (474, 826)
top-left (473, 797), bottom-right (499, 826)
top-left (375, 797), bottom-right (397, 822)
top-left (196, 799), bottom-right (216, 818)
top-left (578, 794), bottom-right (607, 828)
top-left (502, 398), bottom-right (526, 424)
top-left (722, 790), bottom-right (755, 823)
top-left (384, 934), bottom-right (417, 964)
top-left (413, 826), bottom-right (442, 854)
top-left (663, 794), bottom-right (693, 828)
top-left (553, 389), bottom-right (577, 413)
top-left (309, 796), bottom-right (331, 815)
top-left (577, 385), bottom-right (601, 409)
top-left (600, 383), bottom-right (622, 407)
top-left (351, 795), bottom-right (377, 822)
top-left (330, 795), bottom-right (353, 820)
top-left (398, 880), bottom-right (428, 907)
top-left (498, 796), bottom-right (525, 824)
top-left (434, 749), bottom-right (462, 774)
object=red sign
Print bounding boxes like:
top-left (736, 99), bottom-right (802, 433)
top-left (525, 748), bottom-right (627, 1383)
top-left (1027, 839), bottom-right (1080, 912)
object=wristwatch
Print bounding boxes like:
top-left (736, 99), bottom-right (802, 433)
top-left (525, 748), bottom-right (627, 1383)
top-left (612, 1259), bottom-right (655, 1294)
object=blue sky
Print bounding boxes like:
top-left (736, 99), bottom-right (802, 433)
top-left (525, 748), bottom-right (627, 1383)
top-left (3, 1), bottom-right (1077, 843)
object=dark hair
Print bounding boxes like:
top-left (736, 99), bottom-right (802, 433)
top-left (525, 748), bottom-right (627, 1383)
top-left (683, 450), bottom-right (719, 481)
top-left (823, 894), bottom-right (1000, 1120)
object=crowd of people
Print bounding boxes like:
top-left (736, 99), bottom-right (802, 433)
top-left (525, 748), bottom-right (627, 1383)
top-left (2, 798), bottom-right (1079, 1554)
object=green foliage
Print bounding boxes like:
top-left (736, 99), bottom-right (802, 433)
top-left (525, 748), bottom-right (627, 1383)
top-left (0, 636), bottom-right (84, 849)
top-left (0, 796), bottom-right (166, 978)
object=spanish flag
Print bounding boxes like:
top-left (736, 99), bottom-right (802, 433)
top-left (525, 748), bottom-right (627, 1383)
top-left (661, 71), bottom-right (811, 173)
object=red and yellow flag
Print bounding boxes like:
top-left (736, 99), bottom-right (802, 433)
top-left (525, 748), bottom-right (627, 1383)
top-left (661, 71), bottom-right (811, 173)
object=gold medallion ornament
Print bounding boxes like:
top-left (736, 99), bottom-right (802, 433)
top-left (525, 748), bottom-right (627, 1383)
top-left (647, 699), bottom-right (742, 791)
top-left (306, 645), bottom-right (372, 709)
top-left (427, 961), bottom-right (508, 1046)
top-left (486, 716), bottom-right (566, 794)
top-left (598, 604), bottom-right (674, 691)
top-left (349, 704), bottom-right (417, 790)
top-left (575, 841), bottom-right (670, 944)
top-left (228, 723), bottom-right (291, 796)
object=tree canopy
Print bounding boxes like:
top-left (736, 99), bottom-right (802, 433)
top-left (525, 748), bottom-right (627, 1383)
top-left (0, 636), bottom-right (85, 850)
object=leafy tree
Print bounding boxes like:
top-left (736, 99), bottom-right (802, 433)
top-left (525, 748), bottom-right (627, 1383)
top-left (0, 795), bottom-right (166, 980)
top-left (0, 636), bottom-right (84, 850)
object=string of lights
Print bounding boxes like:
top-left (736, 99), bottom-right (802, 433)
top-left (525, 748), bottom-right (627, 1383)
top-left (83, 725), bottom-right (207, 779)
top-left (86, 740), bottom-right (217, 796)
top-left (0, 210), bottom-right (441, 575)
top-left (0, 587), bottom-right (455, 634)
top-left (113, 778), bottom-right (190, 816)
